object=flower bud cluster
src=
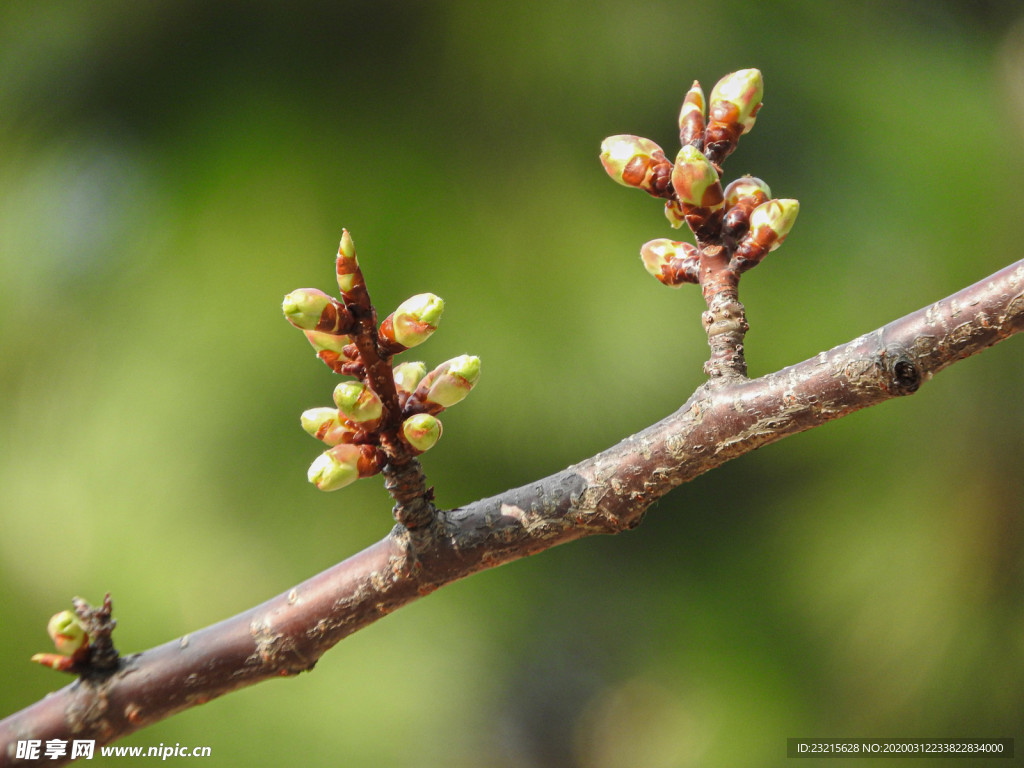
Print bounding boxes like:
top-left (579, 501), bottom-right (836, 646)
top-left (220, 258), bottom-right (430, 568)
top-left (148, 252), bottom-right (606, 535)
top-left (600, 69), bottom-right (799, 284)
top-left (283, 231), bottom-right (480, 492)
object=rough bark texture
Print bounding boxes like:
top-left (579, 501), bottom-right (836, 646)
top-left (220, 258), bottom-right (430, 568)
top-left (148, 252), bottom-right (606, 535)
top-left (2, 259), bottom-right (1022, 767)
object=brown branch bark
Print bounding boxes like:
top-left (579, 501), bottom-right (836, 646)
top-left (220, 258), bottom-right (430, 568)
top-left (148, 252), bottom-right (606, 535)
top-left (3, 259), bottom-right (1023, 767)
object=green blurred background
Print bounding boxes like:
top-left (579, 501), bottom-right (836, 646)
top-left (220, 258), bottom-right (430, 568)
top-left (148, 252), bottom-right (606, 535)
top-left (3, 1), bottom-right (1024, 765)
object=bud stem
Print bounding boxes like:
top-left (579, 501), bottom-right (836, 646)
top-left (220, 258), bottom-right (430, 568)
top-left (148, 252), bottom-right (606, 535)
top-left (696, 244), bottom-right (749, 385)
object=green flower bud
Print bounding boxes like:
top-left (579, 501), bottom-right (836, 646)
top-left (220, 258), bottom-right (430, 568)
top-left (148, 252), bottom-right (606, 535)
top-left (709, 68), bottom-right (763, 135)
top-left (678, 80), bottom-right (706, 147)
top-left (705, 69), bottom-right (764, 164)
top-left (422, 355), bottom-right (481, 408)
top-left (46, 610), bottom-right (88, 657)
top-left (307, 445), bottom-right (360, 492)
top-left (599, 135), bottom-right (673, 197)
top-left (381, 293), bottom-right (444, 349)
top-left (393, 361), bottom-right (428, 397)
top-left (307, 444), bottom-right (381, 491)
top-left (282, 288), bottom-right (353, 335)
top-left (300, 407), bottom-right (353, 446)
top-left (640, 239), bottom-right (700, 288)
top-left (749, 198), bottom-right (800, 251)
top-left (333, 381), bottom-right (383, 424)
top-left (335, 230), bottom-right (360, 296)
top-left (401, 413), bottom-right (442, 453)
top-left (670, 145), bottom-right (724, 211)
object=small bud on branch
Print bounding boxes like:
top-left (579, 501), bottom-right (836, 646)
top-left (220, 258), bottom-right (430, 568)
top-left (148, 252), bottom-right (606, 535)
top-left (282, 289), bottom-right (354, 335)
top-left (307, 444), bottom-right (382, 492)
top-left (600, 68), bottom-right (797, 385)
top-left (413, 355), bottom-right (482, 410)
top-left (333, 381), bottom-right (384, 426)
top-left (380, 293), bottom-right (444, 350)
top-left (401, 413), bottom-right (443, 453)
top-left (640, 239), bottom-right (700, 287)
top-left (599, 135), bottom-right (674, 198)
top-left (300, 407), bottom-right (353, 446)
top-left (705, 68), bottom-right (763, 164)
top-left (283, 233), bottom-right (479, 512)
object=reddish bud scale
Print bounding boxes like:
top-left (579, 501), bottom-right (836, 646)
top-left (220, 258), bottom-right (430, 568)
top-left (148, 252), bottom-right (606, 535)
top-left (313, 298), bottom-right (353, 335)
top-left (665, 255), bottom-right (701, 286)
top-left (683, 204), bottom-right (724, 242)
top-left (30, 653), bottom-right (77, 673)
top-left (721, 189), bottom-right (770, 242)
top-left (649, 257), bottom-right (701, 287)
top-left (730, 229), bottom-right (775, 273)
top-left (314, 351), bottom-right (345, 374)
top-left (378, 316), bottom-right (402, 351)
top-left (621, 152), bottom-right (673, 198)
top-left (722, 205), bottom-right (753, 242)
top-left (703, 121), bottom-right (744, 166)
top-left (355, 444), bottom-right (385, 477)
top-left (340, 361), bottom-right (365, 378)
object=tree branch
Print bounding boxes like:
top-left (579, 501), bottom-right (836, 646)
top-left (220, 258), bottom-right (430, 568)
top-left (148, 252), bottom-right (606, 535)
top-left (3, 258), bottom-right (1022, 766)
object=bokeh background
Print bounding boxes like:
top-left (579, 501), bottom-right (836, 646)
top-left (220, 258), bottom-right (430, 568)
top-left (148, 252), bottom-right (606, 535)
top-left (3, 1), bottom-right (1024, 765)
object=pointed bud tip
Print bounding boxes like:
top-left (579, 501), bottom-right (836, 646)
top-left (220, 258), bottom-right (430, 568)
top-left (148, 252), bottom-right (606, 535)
top-left (678, 81), bottom-right (707, 133)
top-left (338, 229), bottom-right (356, 260)
top-left (448, 354), bottom-right (481, 384)
top-left (336, 230), bottom-right (360, 295)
